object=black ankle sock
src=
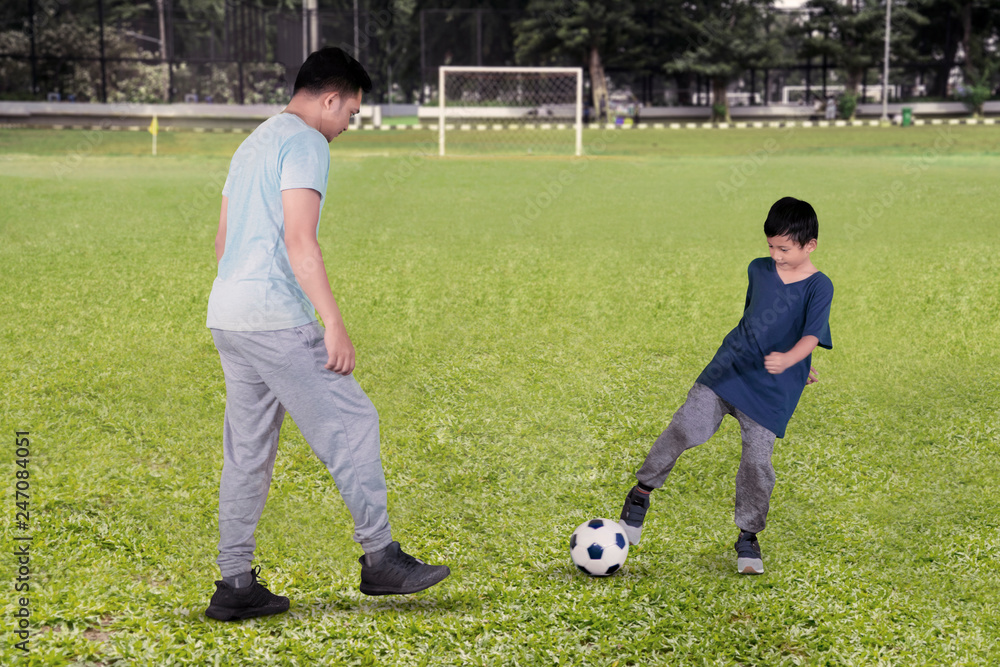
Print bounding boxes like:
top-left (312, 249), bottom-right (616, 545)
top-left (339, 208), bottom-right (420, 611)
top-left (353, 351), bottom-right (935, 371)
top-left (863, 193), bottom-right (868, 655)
top-left (223, 571), bottom-right (253, 589)
top-left (637, 482), bottom-right (654, 493)
top-left (365, 546), bottom-right (389, 567)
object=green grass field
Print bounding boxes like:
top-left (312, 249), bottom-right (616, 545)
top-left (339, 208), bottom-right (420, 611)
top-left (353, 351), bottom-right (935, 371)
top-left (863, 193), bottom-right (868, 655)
top-left (2, 124), bottom-right (999, 666)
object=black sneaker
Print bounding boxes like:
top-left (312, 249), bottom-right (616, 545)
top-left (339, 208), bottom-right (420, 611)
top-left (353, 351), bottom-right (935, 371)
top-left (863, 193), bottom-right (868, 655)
top-left (205, 566), bottom-right (290, 621)
top-left (735, 531), bottom-right (764, 575)
top-left (619, 486), bottom-right (650, 545)
top-left (359, 542), bottom-right (450, 596)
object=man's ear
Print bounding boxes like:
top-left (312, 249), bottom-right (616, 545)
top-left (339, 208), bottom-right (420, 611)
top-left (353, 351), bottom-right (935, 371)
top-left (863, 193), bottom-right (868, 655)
top-left (321, 91), bottom-right (341, 110)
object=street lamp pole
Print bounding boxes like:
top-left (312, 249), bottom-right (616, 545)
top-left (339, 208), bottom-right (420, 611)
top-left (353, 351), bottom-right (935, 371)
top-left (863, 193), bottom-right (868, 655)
top-left (881, 0), bottom-right (892, 122)
top-left (354, 0), bottom-right (359, 58)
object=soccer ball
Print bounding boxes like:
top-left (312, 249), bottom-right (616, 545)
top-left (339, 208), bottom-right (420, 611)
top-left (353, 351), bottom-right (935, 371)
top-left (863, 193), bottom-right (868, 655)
top-left (570, 518), bottom-right (629, 576)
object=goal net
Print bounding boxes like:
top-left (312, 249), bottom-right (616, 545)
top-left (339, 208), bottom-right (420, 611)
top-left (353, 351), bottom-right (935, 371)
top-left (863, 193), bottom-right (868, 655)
top-left (438, 67), bottom-right (583, 157)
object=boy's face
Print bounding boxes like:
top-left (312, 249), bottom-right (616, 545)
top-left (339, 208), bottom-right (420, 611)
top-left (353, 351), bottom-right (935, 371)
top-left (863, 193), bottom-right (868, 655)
top-left (318, 90), bottom-right (362, 142)
top-left (767, 235), bottom-right (816, 271)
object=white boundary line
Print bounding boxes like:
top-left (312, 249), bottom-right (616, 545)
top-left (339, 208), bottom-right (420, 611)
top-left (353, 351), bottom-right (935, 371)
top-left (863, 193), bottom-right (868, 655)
top-left (361, 117), bottom-right (997, 131)
top-left (13, 117), bottom-right (994, 132)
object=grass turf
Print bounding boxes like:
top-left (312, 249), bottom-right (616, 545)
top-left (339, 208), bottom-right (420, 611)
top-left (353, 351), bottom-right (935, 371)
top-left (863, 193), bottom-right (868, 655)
top-left (1, 124), bottom-right (999, 665)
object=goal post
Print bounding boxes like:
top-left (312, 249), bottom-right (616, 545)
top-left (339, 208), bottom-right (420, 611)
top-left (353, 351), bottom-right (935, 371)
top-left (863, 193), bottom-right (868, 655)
top-left (438, 66), bottom-right (584, 157)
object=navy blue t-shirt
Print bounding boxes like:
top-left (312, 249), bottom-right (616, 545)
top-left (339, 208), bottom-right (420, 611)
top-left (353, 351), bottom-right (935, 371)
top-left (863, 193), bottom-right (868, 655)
top-left (696, 257), bottom-right (833, 438)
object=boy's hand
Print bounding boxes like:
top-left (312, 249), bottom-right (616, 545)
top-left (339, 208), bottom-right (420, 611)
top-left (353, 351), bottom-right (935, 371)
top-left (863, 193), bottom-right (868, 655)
top-left (324, 325), bottom-right (356, 375)
top-left (806, 366), bottom-right (819, 385)
top-left (763, 351), bottom-right (793, 375)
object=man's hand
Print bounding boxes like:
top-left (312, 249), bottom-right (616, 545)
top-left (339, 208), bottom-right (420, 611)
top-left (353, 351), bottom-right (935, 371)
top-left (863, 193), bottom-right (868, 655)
top-left (763, 351), bottom-right (793, 375)
top-left (806, 366), bottom-right (819, 385)
top-left (324, 324), bottom-right (355, 375)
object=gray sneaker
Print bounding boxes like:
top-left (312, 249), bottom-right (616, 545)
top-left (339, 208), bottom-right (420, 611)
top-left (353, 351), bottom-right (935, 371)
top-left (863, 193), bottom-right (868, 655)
top-left (359, 542), bottom-right (450, 596)
top-left (619, 486), bottom-right (650, 545)
top-left (735, 531), bottom-right (764, 575)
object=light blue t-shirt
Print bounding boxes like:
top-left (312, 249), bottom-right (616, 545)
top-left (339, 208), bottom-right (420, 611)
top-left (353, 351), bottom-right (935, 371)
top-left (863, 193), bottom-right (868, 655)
top-left (207, 113), bottom-right (330, 331)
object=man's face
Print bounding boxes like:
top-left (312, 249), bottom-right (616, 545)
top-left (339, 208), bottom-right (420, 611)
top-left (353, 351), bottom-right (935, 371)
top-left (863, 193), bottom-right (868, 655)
top-left (319, 91), bottom-right (362, 142)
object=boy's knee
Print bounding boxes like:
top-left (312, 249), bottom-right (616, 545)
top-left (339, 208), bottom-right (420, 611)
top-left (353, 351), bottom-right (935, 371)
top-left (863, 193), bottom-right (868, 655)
top-left (739, 459), bottom-right (775, 486)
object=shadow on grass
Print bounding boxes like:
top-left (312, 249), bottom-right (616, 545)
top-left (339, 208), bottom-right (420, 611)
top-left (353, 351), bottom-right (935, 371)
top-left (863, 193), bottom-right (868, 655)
top-left (292, 592), bottom-right (479, 618)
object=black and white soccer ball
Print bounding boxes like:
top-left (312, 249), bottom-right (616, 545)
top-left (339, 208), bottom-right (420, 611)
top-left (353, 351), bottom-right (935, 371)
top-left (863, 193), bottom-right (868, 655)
top-left (570, 518), bottom-right (629, 576)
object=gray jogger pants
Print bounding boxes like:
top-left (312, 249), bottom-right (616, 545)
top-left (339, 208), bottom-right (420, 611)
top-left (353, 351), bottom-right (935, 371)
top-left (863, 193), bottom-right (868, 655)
top-left (636, 383), bottom-right (777, 534)
top-left (211, 322), bottom-right (393, 577)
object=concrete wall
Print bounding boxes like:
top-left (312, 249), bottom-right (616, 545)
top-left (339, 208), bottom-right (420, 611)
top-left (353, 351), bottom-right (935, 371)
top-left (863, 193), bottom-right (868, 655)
top-left (2, 99), bottom-right (997, 130)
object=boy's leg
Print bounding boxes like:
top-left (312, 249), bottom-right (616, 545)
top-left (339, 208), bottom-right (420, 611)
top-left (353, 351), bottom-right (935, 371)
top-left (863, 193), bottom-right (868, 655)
top-left (732, 409), bottom-right (777, 535)
top-left (211, 329), bottom-right (287, 578)
top-left (621, 383), bottom-right (728, 545)
top-left (731, 410), bottom-right (774, 575)
top-left (636, 383), bottom-right (728, 489)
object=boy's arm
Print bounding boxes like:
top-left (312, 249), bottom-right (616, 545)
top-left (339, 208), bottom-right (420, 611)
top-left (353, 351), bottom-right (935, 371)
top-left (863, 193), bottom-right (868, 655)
top-left (282, 188), bottom-right (355, 375)
top-left (214, 196), bottom-right (228, 264)
top-left (763, 335), bottom-right (819, 376)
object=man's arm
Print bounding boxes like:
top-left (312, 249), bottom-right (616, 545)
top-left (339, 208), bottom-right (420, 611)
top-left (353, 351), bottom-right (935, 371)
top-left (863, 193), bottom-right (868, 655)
top-left (282, 188), bottom-right (355, 375)
top-left (763, 335), bottom-right (819, 375)
top-left (215, 196), bottom-right (228, 264)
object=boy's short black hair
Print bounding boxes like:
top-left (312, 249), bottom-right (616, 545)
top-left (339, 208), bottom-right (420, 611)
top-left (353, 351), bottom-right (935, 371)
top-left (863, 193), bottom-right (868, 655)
top-left (763, 197), bottom-right (818, 246)
top-left (293, 47), bottom-right (372, 97)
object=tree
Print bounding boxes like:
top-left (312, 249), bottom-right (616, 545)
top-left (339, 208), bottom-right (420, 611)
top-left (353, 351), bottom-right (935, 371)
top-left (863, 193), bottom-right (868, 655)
top-left (514, 0), bottom-right (643, 121)
top-left (796, 0), bottom-right (925, 102)
top-left (912, 0), bottom-right (1000, 96)
top-left (950, 0), bottom-right (1000, 82)
top-left (628, 0), bottom-right (696, 105)
top-left (663, 0), bottom-right (780, 122)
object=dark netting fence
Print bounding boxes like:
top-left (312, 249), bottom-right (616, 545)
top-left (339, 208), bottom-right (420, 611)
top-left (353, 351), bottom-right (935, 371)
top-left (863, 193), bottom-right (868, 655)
top-left (0, 2), bottom-right (962, 109)
top-left (0, 0), bottom-right (390, 104)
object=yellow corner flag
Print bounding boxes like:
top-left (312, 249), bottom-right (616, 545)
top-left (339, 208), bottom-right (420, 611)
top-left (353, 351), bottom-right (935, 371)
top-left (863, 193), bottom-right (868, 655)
top-left (148, 115), bottom-right (158, 156)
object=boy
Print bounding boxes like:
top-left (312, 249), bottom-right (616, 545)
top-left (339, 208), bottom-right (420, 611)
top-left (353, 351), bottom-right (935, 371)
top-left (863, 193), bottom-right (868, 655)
top-left (619, 197), bottom-right (833, 575)
top-left (204, 47), bottom-right (449, 621)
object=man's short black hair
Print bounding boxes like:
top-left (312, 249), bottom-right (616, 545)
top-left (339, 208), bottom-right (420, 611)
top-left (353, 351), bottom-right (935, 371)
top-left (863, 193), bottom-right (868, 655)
top-left (763, 197), bottom-right (818, 246)
top-left (293, 47), bottom-right (372, 97)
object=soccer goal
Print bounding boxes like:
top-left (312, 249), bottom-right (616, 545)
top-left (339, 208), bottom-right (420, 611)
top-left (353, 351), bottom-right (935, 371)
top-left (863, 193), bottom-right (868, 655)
top-left (438, 66), bottom-right (583, 157)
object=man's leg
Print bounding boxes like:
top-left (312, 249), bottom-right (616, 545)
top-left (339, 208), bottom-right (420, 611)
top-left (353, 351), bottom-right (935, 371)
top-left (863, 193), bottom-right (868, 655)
top-left (212, 329), bottom-right (287, 578)
top-left (245, 323), bottom-right (447, 594)
top-left (235, 323), bottom-right (393, 553)
top-left (206, 329), bottom-right (291, 621)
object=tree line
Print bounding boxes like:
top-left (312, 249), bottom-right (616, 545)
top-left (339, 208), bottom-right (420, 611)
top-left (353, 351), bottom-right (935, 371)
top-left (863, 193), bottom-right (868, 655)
top-left (2, 0), bottom-right (997, 117)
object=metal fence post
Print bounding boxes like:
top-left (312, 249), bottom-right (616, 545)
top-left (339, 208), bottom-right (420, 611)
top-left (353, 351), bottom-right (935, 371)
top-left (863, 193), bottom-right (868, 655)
top-left (98, 0), bottom-right (108, 102)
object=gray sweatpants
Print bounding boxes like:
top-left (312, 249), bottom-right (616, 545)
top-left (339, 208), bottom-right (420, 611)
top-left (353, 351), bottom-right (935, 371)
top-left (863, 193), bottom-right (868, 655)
top-left (637, 383), bottom-right (777, 534)
top-left (211, 322), bottom-right (393, 577)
